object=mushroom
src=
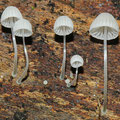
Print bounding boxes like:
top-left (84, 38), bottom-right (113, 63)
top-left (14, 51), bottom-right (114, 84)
top-left (54, 16), bottom-right (73, 80)
top-left (1, 6), bottom-right (23, 77)
top-left (89, 13), bottom-right (119, 114)
top-left (67, 55), bottom-right (84, 87)
top-left (13, 18), bottom-right (33, 84)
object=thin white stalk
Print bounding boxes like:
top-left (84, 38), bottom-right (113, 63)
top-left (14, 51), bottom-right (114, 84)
top-left (102, 27), bottom-right (108, 114)
top-left (67, 67), bottom-right (78, 87)
top-left (16, 35), bottom-right (29, 84)
top-left (70, 70), bottom-right (74, 79)
top-left (11, 28), bottom-right (18, 77)
top-left (60, 35), bottom-right (66, 80)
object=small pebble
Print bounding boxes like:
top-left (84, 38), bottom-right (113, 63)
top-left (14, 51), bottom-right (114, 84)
top-left (43, 80), bottom-right (48, 85)
top-left (65, 79), bottom-right (70, 84)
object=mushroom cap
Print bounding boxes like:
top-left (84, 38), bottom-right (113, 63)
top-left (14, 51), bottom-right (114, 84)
top-left (54, 16), bottom-right (73, 36)
top-left (70, 55), bottom-right (84, 68)
top-left (89, 13), bottom-right (119, 40)
top-left (13, 19), bottom-right (33, 37)
top-left (1, 6), bottom-right (23, 28)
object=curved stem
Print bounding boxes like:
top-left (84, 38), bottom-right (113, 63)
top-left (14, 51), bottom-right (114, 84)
top-left (11, 28), bottom-right (18, 77)
top-left (60, 35), bottom-right (66, 80)
top-left (67, 67), bottom-right (78, 87)
top-left (102, 27), bottom-right (108, 114)
top-left (16, 35), bottom-right (29, 84)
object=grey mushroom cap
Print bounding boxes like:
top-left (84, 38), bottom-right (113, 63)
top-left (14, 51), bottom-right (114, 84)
top-left (89, 13), bottom-right (119, 40)
top-left (1, 6), bottom-right (23, 28)
top-left (54, 16), bottom-right (73, 36)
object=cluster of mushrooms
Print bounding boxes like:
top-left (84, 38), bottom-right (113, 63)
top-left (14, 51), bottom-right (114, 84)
top-left (1, 6), bottom-right (119, 115)
top-left (54, 13), bottom-right (119, 115)
top-left (1, 6), bottom-right (33, 84)
top-left (54, 16), bottom-right (84, 87)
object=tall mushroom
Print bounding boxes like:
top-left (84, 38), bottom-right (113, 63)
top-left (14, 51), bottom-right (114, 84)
top-left (13, 19), bottom-right (33, 84)
top-left (1, 6), bottom-right (23, 77)
top-left (89, 13), bottom-right (119, 114)
top-left (67, 55), bottom-right (84, 87)
top-left (54, 16), bottom-right (73, 80)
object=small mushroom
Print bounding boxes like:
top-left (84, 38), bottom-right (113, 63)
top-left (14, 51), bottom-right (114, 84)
top-left (1, 6), bottom-right (23, 77)
top-left (54, 16), bottom-right (73, 80)
top-left (67, 55), bottom-right (84, 87)
top-left (13, 19), bottom-right (33, 84)
top-left (89, 13), bottom-right (119, 114)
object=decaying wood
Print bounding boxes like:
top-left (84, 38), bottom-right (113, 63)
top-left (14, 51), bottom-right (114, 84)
top-left (0, 0), bottom-right (120, 119)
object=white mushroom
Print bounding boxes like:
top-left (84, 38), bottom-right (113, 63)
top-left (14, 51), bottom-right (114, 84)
top-left (89, 12), bottom-right (119, 115)
top-left (67, 55), bottom-right (84, 87)
top-left (54, 16), bottom-right (73, 80)
top-left (1, 6), bottom-right (23, 77)
top-left (13, 18), bottom-right (33, 84)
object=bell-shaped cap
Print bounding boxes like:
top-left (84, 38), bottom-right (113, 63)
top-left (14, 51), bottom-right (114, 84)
top-left (13, 19), bottom-right (33, 37)
top-left (54, 16), bottom-right (73, 36)
top-left (89, 13), bottom-right (119, 40)
top-left (1, 6), bottom-right (23, 28)
top-left (70, 55), bottom-right (84, 68)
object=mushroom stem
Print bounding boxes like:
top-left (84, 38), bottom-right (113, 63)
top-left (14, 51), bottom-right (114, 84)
top-left (11, 28), bottom-right (18, 77)
top-left (70, 70), bottom-right (74, 79)
top-left (16, 35), bottom-right (29, 84)
top-left (103, 27), bottom-right (108, 114)
top-left (60, 35), bottom-right (66, 80)
top-left (68, 67), bottom-right (78, 87)
top-left (71, 67), bottom-right (78, 85)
